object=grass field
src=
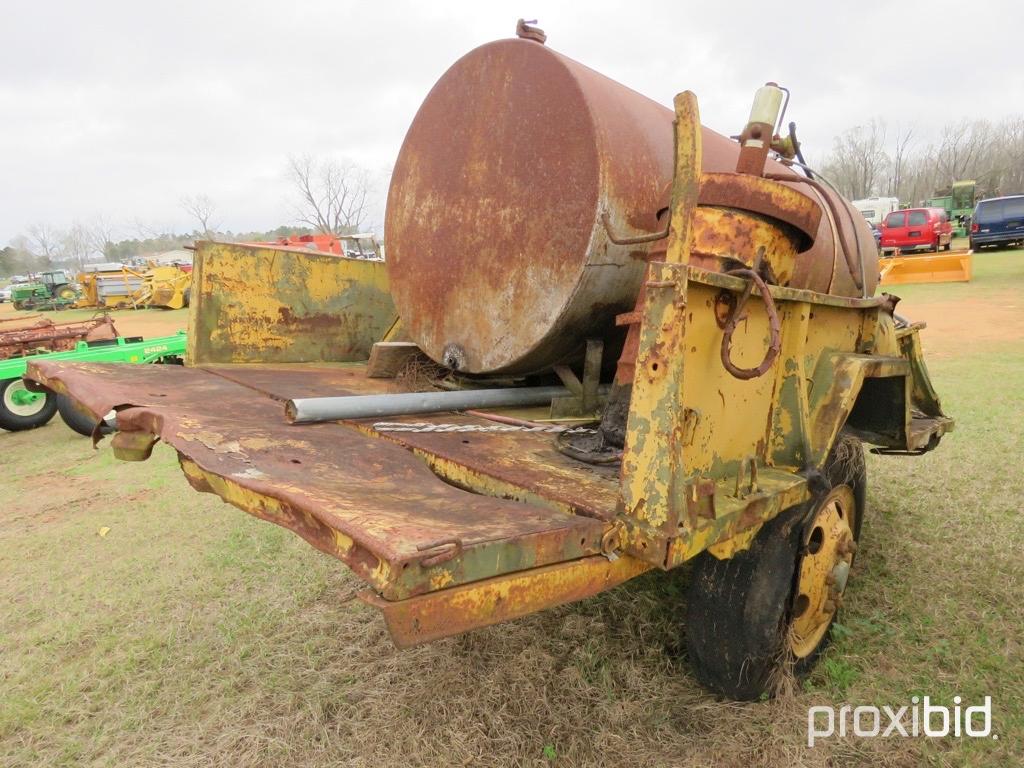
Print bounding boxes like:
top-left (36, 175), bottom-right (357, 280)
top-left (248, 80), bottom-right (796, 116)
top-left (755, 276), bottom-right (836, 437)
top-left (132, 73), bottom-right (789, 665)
top-left (1, 252), bottom-right (1022, 767)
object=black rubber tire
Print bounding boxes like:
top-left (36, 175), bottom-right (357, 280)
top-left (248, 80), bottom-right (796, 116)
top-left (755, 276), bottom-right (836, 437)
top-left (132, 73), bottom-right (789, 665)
top-left (0, 379), bottom-right (58, 432)
top-left (685, 435), bottom-right (866, 700)
top-left (57, 394), bottom-right (111, 437)
top-left (183, 287), bottom-right (191, 308)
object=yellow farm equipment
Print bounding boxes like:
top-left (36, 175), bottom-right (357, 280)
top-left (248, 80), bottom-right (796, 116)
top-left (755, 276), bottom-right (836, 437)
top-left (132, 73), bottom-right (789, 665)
top-left (137, 264), bottom-right (193, 309)
top-left (27, 25), bottom-right (952, 701)
top-left (879, 248), bottom-right (973, 285)
top-left (74, 262), bottom-right (194, 310)
top-left (75, 264), bottom-right (148, 309)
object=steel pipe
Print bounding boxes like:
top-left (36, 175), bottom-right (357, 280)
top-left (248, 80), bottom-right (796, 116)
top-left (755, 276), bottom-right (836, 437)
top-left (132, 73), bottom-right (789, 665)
top-left (285, 385), bottom-right (608, 425)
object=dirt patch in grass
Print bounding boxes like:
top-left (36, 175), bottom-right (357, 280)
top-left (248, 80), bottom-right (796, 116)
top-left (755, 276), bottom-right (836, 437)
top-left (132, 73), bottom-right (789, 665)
top-left (893, 249), bottom-right (1024, 358)
top-left (0, 470), bottom-right (97, 532)
top-left (903, 288), bottom-right (1024, 358)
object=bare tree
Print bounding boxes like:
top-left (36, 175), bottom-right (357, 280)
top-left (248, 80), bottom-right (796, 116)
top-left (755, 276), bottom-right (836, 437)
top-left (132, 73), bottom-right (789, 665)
top-left (998, 117), bottom-right (1024, 193)
top-left (131, 217), bottom-right (171, 240)
top-left (89, 216), bottom-right (118, 258)
top-left (181, 194), bottom-right (219, 238)
top-left (62, 223), bottom-right (100, 270)
top-left (888, 125), bottom-right (915, 198)
top-left (937, 120), bottom-right (992, 181)
top-left (819, 113), bottom-right (1024, 205)
top-left (27, 223), bottom-right (64, 266)
top-left (820, 120), bottom-right (889, 199)
top-left (288, 155), bottom-right (371, 234)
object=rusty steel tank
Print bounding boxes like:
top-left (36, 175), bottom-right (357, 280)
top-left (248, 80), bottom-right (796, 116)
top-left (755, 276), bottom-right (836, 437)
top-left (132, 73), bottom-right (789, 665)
top-left (385, 35), bottom-right (879, 376)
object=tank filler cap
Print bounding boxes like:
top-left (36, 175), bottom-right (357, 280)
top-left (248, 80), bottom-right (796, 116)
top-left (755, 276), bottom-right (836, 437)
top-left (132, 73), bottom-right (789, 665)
top-left (516, 19), bottom-right (547, 44)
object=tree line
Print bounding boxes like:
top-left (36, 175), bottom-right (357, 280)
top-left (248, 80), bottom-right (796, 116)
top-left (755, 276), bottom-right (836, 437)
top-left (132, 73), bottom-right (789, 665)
top-left (818, 115), bottom-right (1024, 204)
top-left (0, 224), bottom-right (320, 278)
top-left (1, 155), bottom-right (377, 278)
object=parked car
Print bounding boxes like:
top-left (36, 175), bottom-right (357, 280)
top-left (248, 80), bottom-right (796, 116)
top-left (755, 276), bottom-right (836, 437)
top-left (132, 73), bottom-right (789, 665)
top-left (0, 287), bottom-right (10, 303)
top-left (970, 195), bottom-right (1024, 250)
top-left (879, 207), bottom-right (952, 254)
top-left (869, 221), bottom-right (882, 250)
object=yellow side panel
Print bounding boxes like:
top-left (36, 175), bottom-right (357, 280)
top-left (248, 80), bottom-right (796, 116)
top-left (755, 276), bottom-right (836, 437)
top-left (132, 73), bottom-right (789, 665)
top-left (186, 242), bottom-right (397, 365)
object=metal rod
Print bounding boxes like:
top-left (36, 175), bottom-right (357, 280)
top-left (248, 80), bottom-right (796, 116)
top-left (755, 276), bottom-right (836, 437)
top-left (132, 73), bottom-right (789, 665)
top-left (463, 410), bottom-right (554, 429)
top-left (285, 385), bottom-right (608, 425)
top-left (600, 212), bottom-right (669, 245)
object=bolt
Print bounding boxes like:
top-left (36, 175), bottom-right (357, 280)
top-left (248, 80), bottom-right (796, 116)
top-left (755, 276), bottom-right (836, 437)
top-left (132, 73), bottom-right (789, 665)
top-left (824, 600), bottom-right (837, 613)
top-left (825, 573), bottom-right (836, 586)
top-left (831, 560), bottom-right (852, 593)
top-left (847, 540), bottom-right (858, 554)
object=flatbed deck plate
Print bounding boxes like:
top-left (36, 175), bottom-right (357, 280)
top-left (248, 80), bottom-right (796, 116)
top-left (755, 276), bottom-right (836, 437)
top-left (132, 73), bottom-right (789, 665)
top-left (202, 363), bottom-right (395, 400)
top-left (27, 361), bottom-right (616, 600)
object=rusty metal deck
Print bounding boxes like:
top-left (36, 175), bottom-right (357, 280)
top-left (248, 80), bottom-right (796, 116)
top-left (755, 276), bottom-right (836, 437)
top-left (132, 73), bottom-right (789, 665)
top-left (28, 361), bottom-right (620, 600)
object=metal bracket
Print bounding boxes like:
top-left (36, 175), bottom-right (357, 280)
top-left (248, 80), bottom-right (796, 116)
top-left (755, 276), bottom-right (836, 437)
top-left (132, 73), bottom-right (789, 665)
top-left (551, 339), bottom-right (604, 417)
top-left (731, 456), bottom-right (760, 499)
top-left (414, 538), bottom-right (463, 568)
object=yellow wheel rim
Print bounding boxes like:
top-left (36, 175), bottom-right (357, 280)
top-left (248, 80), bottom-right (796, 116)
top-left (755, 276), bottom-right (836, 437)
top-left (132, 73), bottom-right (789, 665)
top-left (789, 485), bottom-right (857, 658)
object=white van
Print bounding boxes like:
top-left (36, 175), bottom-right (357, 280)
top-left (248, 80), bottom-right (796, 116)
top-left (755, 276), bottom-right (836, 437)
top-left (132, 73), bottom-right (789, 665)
top-left (851, 197), bottom-right (900, 226)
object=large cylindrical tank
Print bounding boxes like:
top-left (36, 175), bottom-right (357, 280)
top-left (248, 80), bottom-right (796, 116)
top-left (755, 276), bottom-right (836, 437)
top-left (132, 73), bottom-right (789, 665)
top-left (385, 37), bottom-right (877, 375)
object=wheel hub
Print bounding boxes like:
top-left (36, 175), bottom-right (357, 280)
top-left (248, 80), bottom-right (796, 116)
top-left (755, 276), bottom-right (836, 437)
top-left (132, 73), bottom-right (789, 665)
top-left (4, 381), bottom-right (46, 417)
top-left (789, 484), bottom-right (856, 658)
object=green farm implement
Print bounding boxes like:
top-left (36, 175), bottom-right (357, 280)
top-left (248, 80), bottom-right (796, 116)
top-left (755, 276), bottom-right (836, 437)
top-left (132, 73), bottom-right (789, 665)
top-left (0, 331), bottom-right (186, 433)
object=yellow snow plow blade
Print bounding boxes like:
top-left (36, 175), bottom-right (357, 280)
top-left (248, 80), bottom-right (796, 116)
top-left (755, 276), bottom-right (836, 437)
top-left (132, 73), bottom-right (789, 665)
top-left (879, 250), bottom-right (972, 285)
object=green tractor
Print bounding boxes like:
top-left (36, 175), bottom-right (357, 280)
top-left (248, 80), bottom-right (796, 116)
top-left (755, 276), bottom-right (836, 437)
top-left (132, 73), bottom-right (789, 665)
top-left (927, 180), bottom-right (976, 238)
top-left (950, 180), bottom-right (977, 237)
top-left (11, 271), bottom-right (79, 311)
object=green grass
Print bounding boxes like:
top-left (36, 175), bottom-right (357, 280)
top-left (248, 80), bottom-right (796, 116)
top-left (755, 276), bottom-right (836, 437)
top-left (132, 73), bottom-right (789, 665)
top-left (1, 251), bottom-right (1022, 766)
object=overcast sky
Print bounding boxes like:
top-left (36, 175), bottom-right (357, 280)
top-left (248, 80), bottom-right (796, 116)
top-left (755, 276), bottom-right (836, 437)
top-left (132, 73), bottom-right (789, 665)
top-left (2, 0), bottom-right (1021, 246)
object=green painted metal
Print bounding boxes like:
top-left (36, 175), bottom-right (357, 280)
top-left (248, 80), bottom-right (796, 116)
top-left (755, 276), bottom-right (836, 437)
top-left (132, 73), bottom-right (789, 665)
top-left (928, 181), bottom-right (976, 237)
top-left (950, 180), bottom-right (977, 237)
top-left (10, 387), bottom-right (43, 406)
top-left (0, 331), bottom-right (187, 384)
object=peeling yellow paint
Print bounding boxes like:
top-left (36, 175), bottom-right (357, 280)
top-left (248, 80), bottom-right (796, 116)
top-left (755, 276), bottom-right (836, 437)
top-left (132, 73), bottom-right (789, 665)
top-left (187, 241), bottom-right (397, 366)
top-left (430, 570), bottom-right (455, 590)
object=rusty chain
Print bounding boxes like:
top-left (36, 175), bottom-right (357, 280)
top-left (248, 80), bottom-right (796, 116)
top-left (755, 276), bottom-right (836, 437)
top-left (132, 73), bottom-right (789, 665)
top-left (720, 267), bottom-right (782, 380)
